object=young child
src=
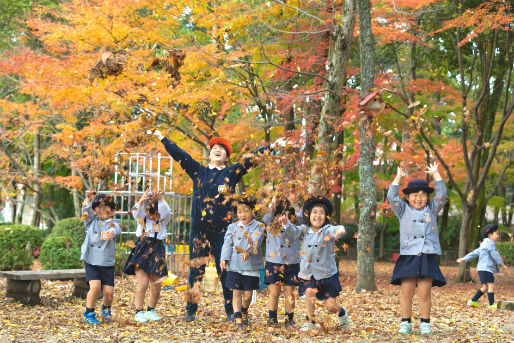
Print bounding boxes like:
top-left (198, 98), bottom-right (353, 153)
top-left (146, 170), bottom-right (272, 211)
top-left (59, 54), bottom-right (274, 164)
top-left (279, 195), bottom-right (349, 332)
top-left (80, 192), bottom-right (122, 324)
top-left (387, 162), bottom-right (447, 335)
top-left (123, 189), bottom-right (171, 322)
top-left (457, 224), bottom-right (508, 309)
top-left (262, 194), bottom-right (303, 327)
top-left (220, 197), bottom-right (265, 330)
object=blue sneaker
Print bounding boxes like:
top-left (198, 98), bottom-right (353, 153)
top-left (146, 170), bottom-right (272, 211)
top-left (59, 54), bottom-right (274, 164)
top-left (101, 308), bottom-right (112, 322)
top-left (145, 309), bottom-right (162, 321)
top-left (83, 311), bottom-right (101, 325)
top-left (398, 321), bottom-right (412, 334)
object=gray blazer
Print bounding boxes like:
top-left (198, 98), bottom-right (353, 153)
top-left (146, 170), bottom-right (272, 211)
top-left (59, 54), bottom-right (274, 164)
top-left (387, 179), bottom-right (447, 256)
top-left (284, 223), bottom-right (344, 280)
top-left (80, 202), bottom-right (121, 267)
top-left (462, 238), bottom-right (504, 274)
top-left (262, 208), bottom-right (302, 264)
top-left (221, 220), bottom-right (265, 272)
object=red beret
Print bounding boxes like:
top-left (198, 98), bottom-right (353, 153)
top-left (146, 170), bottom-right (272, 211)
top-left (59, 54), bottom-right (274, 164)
top-left (208, 137), bottom-right (232, 156)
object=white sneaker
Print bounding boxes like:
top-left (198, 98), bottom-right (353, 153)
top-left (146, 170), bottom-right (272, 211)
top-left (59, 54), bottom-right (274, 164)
top-left (338, 307), bottom-right (350, 330)
top-left (300, 322), bottom-right (316, 331)
top-left (135, 311), bottom-right (148, 323)
top-left (145, 309), bottom-right (162, 321)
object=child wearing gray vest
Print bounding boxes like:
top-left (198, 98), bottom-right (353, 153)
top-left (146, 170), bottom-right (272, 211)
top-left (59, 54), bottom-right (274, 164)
top-left (457, 224), bottom-right (508, 309)
top-left (387, 162), bottom-right (447, 335)
top-left (262, 193), bottom-right (303, 328)
top-left (220, 197), bottom-right (265, 330)
top-left (280, 195), bottom-right (349, 332)
top-left (80, 192), bottom-right (122, 325)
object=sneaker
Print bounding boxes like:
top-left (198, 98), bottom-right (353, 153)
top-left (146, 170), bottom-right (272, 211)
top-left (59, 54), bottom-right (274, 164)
top-left (135, 311), bottom-right (148, 323)
top-left (284, 319), bottom-right (295, 328)
top-left (267, 318), bottom-right (278, 327)
top-left (184, 311), bottom-right (196, 322)
top-left (420, 322), bottom-right (431, 334)
top-left (398, 321), bottom-right (412, 334)
top-left (300, 322), bottom-right (315, 332)
top-left (145, 309), bottom-right (162, 321)
top-left (234, 321), bottom-right (245, 331)
top-left (224, 313), bottom-right (234, 322)
top-left (101, 308), bottom-right (112, 322)
top-left (241, 313), bottom-right (249, 325)
top-left (83, 311), bottom-right (101, 325)
top-left (338, 307), bottom-right (350, 330)
top-left (488, 303), bottom-right (498, 310)
top-left (467, 299), bottom-right (481, 308)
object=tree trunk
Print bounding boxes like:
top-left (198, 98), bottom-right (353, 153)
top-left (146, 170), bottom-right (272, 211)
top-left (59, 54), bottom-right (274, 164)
top-left (15, 185), bottom-right (26, 224)
top-left (308, 0), bottom-right (356, 194)
top-left (72, 167), bottom-right (81, 218)
top-left (456, 202), bottom-right (474, 282)
top-left (356, 0), bottom-right (377, 292)
top-left (31, 130), bottom-right (42, 227)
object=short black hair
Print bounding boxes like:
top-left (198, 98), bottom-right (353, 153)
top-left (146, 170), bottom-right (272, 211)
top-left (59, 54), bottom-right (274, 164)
top-left (143, 198), bottom-right (159, 215)
top-left (482, 224), bottom-right (499, 239)
top-left (234, 196), bottom-right (256, 210)
top-left (92, 194), bottom-right (116, 210)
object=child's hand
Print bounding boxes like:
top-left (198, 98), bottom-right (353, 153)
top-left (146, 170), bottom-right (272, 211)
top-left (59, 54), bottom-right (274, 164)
top-left (456, 258), bottom-right (464, 263)
top-left (153, 191), bottom-right (164, 201)
top-left (334, 225), bottom-right (346, 238)
top-left (241, 251), bottom-right (250, 262)
top-left (502, 264), bottom-right (508, 271)
top-left (395, 166), bottom-right (407, 181)
top-left (105, 229), bottom-right (115, 240)
top-left (425, 161), bottom-right (441, 180)
top-left (85, 191), bottom-right (96, 203)
top-left (286, 192), bottom-right (301, 211)
top-left (147, 129), bottom-right (164, 141)
top-left (138, 189), bottom-right (150, 205)
top-left (220, 260), bottom-right (227, 271)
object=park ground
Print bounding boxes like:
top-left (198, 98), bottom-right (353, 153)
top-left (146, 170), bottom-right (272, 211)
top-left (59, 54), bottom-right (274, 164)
top-left (0, 261), bottom-right (512, 343)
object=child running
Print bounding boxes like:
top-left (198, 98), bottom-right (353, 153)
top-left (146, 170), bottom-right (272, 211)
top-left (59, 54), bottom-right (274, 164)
top-left (80, 192), bottom-right (122, 324)
top-left (457, 223), bottom-right (508, 309)
top-left (279, 195), bottom-right (349, 332)
top-left (123, 189), bottom-right (172, 322)
top-left (387, 162), bottom-right (447, 335)
top-left (220, 197), bottom-right (265, 330)
top-left (262, 192), bottom-right (303, 327)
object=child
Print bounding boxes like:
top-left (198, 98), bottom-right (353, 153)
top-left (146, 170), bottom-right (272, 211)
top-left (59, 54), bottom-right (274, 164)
top-left (123, 189), bottom-right (172, 322)
top-left (220, 197), bottom-right (265, 330)
top-left (80, 192), bottom-right (122, 324)
top-left (457, 224), bottom-right (508, 309)
top-left (387, 162), bottom-right (447, 335)
top-left (280, 195), bottom-right (349, 332)
top-left (149, 129), bottom-right (286, 321)
top-left (262, 195), bottom-right (303, 327)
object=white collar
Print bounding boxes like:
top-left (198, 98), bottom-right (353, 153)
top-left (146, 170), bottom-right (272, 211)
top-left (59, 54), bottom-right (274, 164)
top-left (238, 219), bottom-right (255, 228)
top-left (208, 164), bottom-right (225, 170)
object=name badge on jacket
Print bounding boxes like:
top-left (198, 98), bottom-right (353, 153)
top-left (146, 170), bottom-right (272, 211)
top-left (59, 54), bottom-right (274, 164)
top-left (218, 185), bottom-right (227, 193)
top-left (424, 213), bottom-right (431, 223)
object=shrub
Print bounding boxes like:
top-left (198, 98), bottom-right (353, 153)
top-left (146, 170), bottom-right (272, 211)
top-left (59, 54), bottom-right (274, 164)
top-left (50, 217), bottom-right (85, 246)
top-left (115, 244), bottom-right (128, 276)
top-left (496, 241), bottom-right (514, 265)
top-left (0, 225), bottom-right (46, 270)
top-left (40, 235), bottom-right (82, 270)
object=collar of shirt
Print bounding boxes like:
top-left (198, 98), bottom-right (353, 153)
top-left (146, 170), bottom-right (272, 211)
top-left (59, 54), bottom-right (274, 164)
top-left (307, 226), bottom-right (323, 234)
top-left (238, 219), bottom-right (255, 228)
top-left (208, 164), bottom-right (225, 170)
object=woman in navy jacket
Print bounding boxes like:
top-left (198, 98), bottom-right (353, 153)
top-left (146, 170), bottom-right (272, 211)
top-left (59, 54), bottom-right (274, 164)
top-left (148, 129), bottom-right (285, 321)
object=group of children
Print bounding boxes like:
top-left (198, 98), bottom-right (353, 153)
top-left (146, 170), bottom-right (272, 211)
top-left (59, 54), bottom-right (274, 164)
top-left (79, 133), bottom-right (508, 335)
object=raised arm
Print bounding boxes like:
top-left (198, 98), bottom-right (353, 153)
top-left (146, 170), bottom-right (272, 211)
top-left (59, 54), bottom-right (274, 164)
top-left (326, 224), bottom-right (347, 240)
top-left (148, 129), bottom-right (203, 179)
top-left (81, 191), bottom-right (96, 227)
top-left (426, 162), bottom-right (447, 214)
top-left (387, 166), bottom-right (407, 218)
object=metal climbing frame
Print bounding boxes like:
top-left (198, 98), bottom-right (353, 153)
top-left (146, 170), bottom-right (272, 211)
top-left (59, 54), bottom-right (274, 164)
top-left (99, 152), bottom-right (192, 275)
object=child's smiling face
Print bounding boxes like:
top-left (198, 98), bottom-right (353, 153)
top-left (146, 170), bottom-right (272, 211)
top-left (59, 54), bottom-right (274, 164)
top-left (93, 204), bottom-right (114, 220)
top-left (237, 203), bottom-right (254, 225)
top-left (488, 230), bottom-right (500, 242)
top-left (209, 144), bottom-right (228, 165)
top-left (407, 191), bottom-right (428, 210)
top-left (309, 205), bottom-right (326, 230)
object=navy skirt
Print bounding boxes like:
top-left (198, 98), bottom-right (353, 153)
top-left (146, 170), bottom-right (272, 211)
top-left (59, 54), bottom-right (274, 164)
top-left (391, 254), bottom-right (446, 287)
top-left (123, 237), bottom-right (168, 277)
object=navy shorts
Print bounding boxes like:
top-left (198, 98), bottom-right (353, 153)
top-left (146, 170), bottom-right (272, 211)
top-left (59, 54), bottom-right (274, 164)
top-left (225, 271), bottom-right (260, 291)
top-left (264, 262), bottom-right (299, 286)
top-left (298, 273), bottom-right (342, 300)
top-left (85, 262), bottom-right (115, 287)
top-left (478, 271), bottom-right (494, 284)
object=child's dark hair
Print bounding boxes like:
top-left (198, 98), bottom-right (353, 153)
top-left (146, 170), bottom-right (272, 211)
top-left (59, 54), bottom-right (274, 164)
top-left (143, 197), bottom-right (159, 215)
top-left (482, 223), bottom-right (499, 239)
top-left (275, 199), bottom-right (296, 222)
top-left (92, 194), bottom-right (116, 210)
top-left (235, 196), bottom-right (257, 210)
